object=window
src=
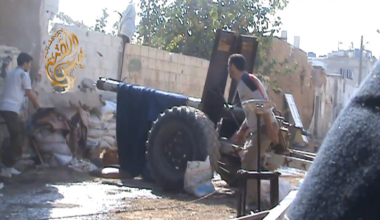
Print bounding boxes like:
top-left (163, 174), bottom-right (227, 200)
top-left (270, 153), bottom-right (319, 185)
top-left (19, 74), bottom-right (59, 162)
top-left (340, 68), bottom-right (353, 80)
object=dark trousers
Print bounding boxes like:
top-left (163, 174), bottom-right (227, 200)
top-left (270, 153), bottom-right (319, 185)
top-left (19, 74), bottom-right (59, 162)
top-left (0, 110), bottom-right (24, 167)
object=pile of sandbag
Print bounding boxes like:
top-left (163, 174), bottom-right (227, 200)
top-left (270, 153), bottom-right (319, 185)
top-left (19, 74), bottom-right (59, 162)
top-left (31, 108), bottom-right (82, 167)
top-left (86, 100), bottom-right (117, 154)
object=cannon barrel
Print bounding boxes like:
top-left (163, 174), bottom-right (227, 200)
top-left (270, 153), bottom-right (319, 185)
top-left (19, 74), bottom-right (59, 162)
top-left (96, 77), bottom-right (246, 121)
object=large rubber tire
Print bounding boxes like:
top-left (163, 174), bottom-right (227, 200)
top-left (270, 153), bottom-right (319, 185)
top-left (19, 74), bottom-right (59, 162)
top-left (146, 106), bottom-right (221, 192)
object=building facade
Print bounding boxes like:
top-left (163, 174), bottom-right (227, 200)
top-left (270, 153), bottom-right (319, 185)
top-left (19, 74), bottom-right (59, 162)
top-left (308, 49), bottom-right (377, 138)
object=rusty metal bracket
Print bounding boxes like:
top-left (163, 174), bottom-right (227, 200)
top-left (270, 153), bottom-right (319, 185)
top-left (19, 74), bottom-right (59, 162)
top-left (236, 170), bottom-right (281, 217)
top-left (236, 110), bottom-right (281, 217)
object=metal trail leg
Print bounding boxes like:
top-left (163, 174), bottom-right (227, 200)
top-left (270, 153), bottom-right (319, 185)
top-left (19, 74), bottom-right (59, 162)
top-left (256, 114), bottom-right (261, 211)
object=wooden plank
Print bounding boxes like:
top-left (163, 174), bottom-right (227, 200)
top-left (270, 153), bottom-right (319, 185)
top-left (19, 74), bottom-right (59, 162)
top-left (263, 190), bottom-right (298, 220)
top-left (284, 93), bottom-right (308, 143)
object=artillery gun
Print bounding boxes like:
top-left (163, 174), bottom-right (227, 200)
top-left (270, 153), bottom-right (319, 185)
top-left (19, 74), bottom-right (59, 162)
top-left (96, 30), bottom-right (314, 191)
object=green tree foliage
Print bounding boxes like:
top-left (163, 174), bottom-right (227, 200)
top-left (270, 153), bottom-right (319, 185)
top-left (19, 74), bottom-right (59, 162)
top-left (94, 8), bottom-right (110, 34)
top-left (137, 0), bottom-right (297, 91)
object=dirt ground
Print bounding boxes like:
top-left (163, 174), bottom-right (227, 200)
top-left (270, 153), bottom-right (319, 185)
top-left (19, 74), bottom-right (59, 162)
top-left (0, 168), bottom-right (303, 220)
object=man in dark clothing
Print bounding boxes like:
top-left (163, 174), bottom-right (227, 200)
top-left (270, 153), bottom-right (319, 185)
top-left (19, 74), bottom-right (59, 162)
top-left (287, 60), bottom-right (380, 220)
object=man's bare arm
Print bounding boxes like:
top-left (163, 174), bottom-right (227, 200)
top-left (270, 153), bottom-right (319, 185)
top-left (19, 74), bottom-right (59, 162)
top-left (26, 90), bottom-right (41, 109)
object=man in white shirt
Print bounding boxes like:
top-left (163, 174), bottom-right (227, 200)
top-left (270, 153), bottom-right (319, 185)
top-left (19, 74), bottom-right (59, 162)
top-left (228, 54), bottom-right (279, 209)
top-left (0, 52), bottom-right (40, 167)
top-left (118, 3), bottom-right (136, 44)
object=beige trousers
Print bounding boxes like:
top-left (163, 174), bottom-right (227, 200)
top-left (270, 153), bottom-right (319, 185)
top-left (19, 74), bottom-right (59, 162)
top-left (240, 127), bottom-right (272, 205)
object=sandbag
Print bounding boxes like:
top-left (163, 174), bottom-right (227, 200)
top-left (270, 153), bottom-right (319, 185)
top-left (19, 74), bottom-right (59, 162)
top-left (35, 130), bottom-right (72, 156)
top-left (108, 117), bottom-right (116, 123)
top-left (87, 137), bottom-right (101, 143)
top-left (99, 140), bottom-right (112, 149)
top-left (92, 101), bottom-right (116, 122)
top-left (106, 122), bottom-right (116, 130)
top-left (87, 128), bottom-right (108, 138)
top-left (88, 115), bottom-right (103, 128)
top-left (103, 136), bottom-right (116, 146)
top-left (101, 113), bottom-right (114, 122)
top-left (105, 129), bottom-right (116, 137)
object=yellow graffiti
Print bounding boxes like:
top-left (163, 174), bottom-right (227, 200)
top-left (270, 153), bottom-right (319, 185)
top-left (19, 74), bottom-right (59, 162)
top-left (44, 29), bottom-right (86, 87)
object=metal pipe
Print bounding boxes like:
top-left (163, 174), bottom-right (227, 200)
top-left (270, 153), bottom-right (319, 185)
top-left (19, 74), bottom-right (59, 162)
top-left (256, 113), bottom-right (261, 211)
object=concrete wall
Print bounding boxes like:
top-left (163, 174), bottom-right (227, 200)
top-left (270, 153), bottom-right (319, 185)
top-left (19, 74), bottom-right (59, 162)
top-left (36, 24), bottom-right (211, 98)
top-left (121, 45), bottom-right (210, 97)
top-left (40, 24), bottom-right (123, 91)
top-left (309, 74), bottom-right (345, 138)
top-left (0, 0), bottom-right (46, 80)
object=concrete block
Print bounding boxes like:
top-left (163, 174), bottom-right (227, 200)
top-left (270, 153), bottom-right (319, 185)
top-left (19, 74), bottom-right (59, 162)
top-left (112, 37), bottom-right (123, 48)
top-left (177, 74), bottom-right (186, 84)
top-left (168, 82), bottom-right (177, 92)
top-left (83, 41), bottom-right (96, 55)
top-left (148, 47), bottom-right (157, 59)
top-left (87, 57), bottom-right (100, 69)
top-left (201, 60), bottom-right (210, 69)
top-left (153, 70), bottom-right (159, 82)
top-left (88, 31), bottom-right (105, 44)
top-left (161, 81), bottom-right (170, 91)
top-left (170, 63), bottom-right (179, 73)
top-left (155, 59), bottom-right (163, 71)
top-left (185, 56), bottom-right (192, 66)
top-left (148, 58), bottom-right (156, 69)
top-left (170, 53), bottom-right (178, 63)
top-left (140, 46), bottom-right (149, 57)
top-left (183, 66), bottom-right (193, 75)
top-left (178, 65), bottom-right (185, 74)
top-left (177, 54), bottom-right (185, 64)
top-left (107, 46), bottom-right (118, 60)
top-left (163, 61), bottom-right (171, 72)
top-left (96, 44), bottom-right (107, 58)
top-left (127, 44), bottom-right (141, 56)
top-left (163, 51), bottom-right (171, 61)
top-left (140, 57), bottom-right (149, 69)
top-left (168, 73), bottom-right (177, 83)
top-left (103, 35), bottom-right (112, 47)
top-left (156, 49), bottom-right (164, 61)
top-left (145, 71), bottom-right (154, 81)
top-left (158, 71), bottom-right (168, 81)
top-left (103, 60), bottom-right (114, 71)
top-left (192, 57), bottom-right (201, 67)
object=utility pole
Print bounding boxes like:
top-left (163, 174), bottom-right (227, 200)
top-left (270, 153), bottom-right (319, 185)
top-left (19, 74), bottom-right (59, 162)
top-left (147, 0), bottom-right (151, 47)
top-left (358, 36), bottom-right (363, 86)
